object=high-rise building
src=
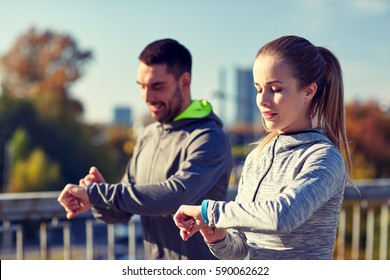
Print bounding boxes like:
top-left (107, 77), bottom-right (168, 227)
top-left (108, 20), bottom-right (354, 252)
top-left (114, 106), bottom-right (132, 126)
top-left (210, 66), bottom-right (259, 126)
top-left (235, 67), bottom-right (259, 124)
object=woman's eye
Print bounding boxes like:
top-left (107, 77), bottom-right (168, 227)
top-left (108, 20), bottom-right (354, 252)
top-left (272, 88), bottom-right (281, 93)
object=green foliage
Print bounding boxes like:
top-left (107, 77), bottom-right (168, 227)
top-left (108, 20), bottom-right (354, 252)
top-left (0, 27), bottom-right (92, 119)
top-left (346, 102), bottom-right (390, 178)
top-left (8, 147), bottom-right (62, 192)
top-left (0, 94), bottom-right (125, 192)
top-left (9, 127), bottom-right (31, 166)
top-left (0, 27), bottom-right (127, 192)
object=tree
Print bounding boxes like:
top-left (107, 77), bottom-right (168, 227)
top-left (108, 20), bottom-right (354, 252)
top-left (0, 27), bottom-right (100, 192)
top-left (0, 27), bottom-right (92, 118)
top-left (346, 101), bottom-right (390, 178)
top-left (1, 127), bottom-right (61, 192)
top-left (8, 127), bottom-right (31, 169)
top-left (0, 95), bottom-right (37, 189)
top-left (8, 148), bottom-right (62, 193)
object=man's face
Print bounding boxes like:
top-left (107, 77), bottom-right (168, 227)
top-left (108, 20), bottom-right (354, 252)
top-left (136, 62), bottom-right (185, 122)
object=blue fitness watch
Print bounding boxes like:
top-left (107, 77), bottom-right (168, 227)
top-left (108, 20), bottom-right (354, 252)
top-left (201, 200), bottom-right (209, 224)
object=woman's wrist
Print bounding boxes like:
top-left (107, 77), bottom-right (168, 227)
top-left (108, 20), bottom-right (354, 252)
top-left (201, 199), bottom-right (209, 224)
top-left (202, 228), bottom-right (227, 244)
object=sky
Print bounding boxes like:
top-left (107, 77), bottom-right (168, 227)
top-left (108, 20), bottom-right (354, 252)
top-left (0, 0), bottom-right (389, 125)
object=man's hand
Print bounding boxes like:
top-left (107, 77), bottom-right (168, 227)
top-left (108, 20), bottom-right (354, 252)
top-left (57, 184), bottom-right (92, 219)
top-left (79, 166), bottom-right (106, 188)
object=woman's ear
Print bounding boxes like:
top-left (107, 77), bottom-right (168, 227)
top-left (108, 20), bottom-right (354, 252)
top-left (304, 82), bottom-right (317, 102)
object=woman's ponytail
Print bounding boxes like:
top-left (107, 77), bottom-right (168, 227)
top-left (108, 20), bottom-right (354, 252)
top-left (317, 47), bottom-right (352, 181)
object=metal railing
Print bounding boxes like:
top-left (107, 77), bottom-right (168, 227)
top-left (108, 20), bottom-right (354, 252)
top-left (1, 179), bottom-right (390, 260)
top-left (335, 179), bottom-right (390, 260)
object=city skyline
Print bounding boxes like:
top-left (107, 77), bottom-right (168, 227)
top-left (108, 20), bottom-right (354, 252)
top-left (1, 0), bottom-right (389, 125)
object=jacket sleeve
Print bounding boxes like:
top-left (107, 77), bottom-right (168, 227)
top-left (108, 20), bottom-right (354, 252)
top-left (207, 230), bottom-right (248, 260)
top-left (207, 146), bottom-right (346, 233)
top-left (88, 166), bottom-right (134, 224)
top-left (90, 203), bottom-right (133, 224)
top-left (87, 128), bottom-right (232, 219)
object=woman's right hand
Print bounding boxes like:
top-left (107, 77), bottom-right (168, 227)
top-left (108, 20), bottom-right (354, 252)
top-left (199, 227), bottom-right (227, 244)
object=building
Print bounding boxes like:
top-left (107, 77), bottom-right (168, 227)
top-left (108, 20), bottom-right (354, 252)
top-left (113, 106), bottom-right (132, 126)
top-left (235, 67), bottom-right (259, 124)
top-left (210, 66), bottom-right (260, 126)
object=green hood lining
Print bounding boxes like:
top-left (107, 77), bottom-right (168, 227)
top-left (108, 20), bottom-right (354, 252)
top-left (173, 99), bottom-right (212, 121)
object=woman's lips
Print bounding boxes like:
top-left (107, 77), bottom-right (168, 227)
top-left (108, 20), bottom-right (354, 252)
top-left (262, 111), bottom-right (277, 120)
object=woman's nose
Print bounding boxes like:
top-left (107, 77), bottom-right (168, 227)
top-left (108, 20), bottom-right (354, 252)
top-left (257, 90), bottom-right (270, 108)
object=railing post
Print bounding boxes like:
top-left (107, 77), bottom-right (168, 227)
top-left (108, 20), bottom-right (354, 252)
top-left (16, 226), bottom-right (23, 260)
top-left (86, 220), bottom-right (93, 260)
top-left (107, 224), bottom-right (115, 260)
top-left (379, 202), bottom-right (389, 260)
top-left (336, 208), bottom-right (346, 259)
top-left (63, 222), bottom-right (71, 260)
top-left (351, 202), bottom-right (361, 260)
top-left (128, 220), bottom-right (136, 260)
top-left (0, 221), bottom-right (24, 260)
top-left (40, 222), bottom-right (48, 260)
top-left (1, 220), bottom-right (11, 258)
top-left (365, 204), bottom-right (375, 260)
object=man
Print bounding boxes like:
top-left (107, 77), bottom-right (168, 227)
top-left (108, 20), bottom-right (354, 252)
top-left (58, 39), bottom-right (233, 259)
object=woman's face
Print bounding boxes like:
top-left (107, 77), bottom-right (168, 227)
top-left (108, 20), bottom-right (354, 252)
top-left (253, 55), bottom-right (314, 134)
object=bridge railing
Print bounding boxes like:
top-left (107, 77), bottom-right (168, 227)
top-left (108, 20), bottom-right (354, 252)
top-left (1, 179), bottom-right (389, 260)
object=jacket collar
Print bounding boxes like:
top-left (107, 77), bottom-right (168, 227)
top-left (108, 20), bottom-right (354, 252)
top-left (173, 99), bottom-right (212, 121)
top-left (158, 99), bottom-right (223, 131)
top-left (274, 128), bottom-right (333, 152)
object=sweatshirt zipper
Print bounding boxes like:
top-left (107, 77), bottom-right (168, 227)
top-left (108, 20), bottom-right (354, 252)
top-left (252, 135), bottom-right (278, 201)
top-left (148, 125), bottom-right (162, 182)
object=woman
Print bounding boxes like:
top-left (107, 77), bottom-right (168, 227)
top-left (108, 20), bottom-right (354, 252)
top-left (173, 35), bottom-right (352, 260)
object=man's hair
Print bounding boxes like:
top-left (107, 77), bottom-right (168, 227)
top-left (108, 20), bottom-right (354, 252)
top-left (138, 38), bottom-right (192, 79)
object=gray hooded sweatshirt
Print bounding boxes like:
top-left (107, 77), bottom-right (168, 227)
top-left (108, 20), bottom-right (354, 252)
top-left (206, 129), bottom-right (346, 260)
top-left (87, 101), bottom-right (233, 259)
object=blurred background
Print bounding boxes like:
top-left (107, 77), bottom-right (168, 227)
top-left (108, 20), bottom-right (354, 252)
top-left (0, 0), bottom-right (389, 260)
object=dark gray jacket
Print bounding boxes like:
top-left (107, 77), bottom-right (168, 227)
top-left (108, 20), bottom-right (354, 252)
top-left (87, 109), bottom-right (233, 259)
top-left (206, 129), bottom-right (346, 259)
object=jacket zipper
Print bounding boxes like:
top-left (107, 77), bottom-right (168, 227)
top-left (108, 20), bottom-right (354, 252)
top-left (252, 135), bottom-right (278, 201)
top-left (148, 124), bottom-right (162, 182)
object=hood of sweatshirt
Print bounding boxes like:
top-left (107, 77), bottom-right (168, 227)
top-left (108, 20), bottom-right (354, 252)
top-left (159, 99), bottom-right (223, 131)
top-left (274, 128), bottom-right (335, 153)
